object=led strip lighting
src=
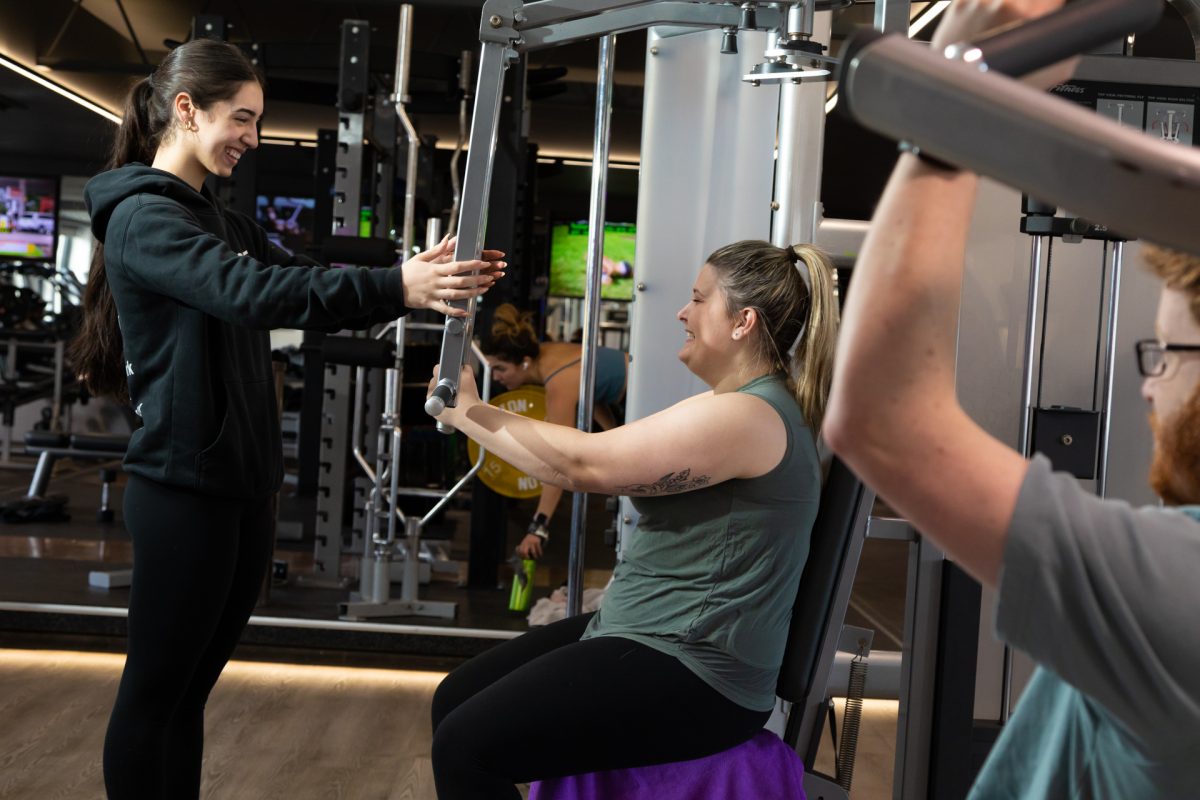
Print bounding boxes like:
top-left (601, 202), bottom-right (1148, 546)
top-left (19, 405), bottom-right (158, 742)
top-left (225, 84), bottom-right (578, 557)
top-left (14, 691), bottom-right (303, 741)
top-left (0, 52), bottom-right (121, 124)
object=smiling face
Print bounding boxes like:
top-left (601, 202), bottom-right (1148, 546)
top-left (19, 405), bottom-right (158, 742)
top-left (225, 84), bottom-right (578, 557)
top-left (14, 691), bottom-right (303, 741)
top-left (189, 80), bottom-right (262, 178)
top-left (677, 263), bottom-right (739, 381)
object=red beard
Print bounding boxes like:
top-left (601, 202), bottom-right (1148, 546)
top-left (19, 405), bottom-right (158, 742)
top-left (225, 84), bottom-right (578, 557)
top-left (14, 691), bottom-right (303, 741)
top-left (1148, 383), bottom-right (1200, 505)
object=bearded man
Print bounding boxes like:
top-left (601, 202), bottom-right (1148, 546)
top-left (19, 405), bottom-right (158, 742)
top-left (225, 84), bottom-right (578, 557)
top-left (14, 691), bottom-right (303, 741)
top-left (824, 0), bottom-right (1200, 796)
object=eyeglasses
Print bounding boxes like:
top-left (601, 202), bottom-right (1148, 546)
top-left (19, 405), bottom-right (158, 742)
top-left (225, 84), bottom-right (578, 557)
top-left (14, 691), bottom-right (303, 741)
top-left (1134, 339), bottom-right (1200, 377)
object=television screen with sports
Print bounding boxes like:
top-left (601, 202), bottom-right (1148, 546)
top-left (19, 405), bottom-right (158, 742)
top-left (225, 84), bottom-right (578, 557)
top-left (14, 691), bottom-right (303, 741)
top-left (0, 175), bottom-right (59, 262)
top-left (256, 195), bottom-right (315, 256)
top-left (549, 221), bottom-right (636, 302)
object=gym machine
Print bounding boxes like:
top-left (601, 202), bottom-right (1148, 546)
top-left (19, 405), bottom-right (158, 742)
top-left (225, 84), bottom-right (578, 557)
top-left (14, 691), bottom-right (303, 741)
top-left (834, 0), bottom-right (1200, 252)
top-left (425, 0), bottom-right (841, 617)
top-left (334, 7), bottom-right (494, 621)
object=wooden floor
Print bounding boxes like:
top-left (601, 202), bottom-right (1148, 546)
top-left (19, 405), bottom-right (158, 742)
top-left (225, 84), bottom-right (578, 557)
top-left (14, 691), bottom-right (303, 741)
top-left (0, 648), bottom-right (898, 800)
top-left (0, 648), bottom-right (446, 800)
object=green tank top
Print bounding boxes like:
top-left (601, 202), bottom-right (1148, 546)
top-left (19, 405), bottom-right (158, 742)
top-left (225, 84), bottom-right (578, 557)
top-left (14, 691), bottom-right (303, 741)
top-left (581, 374), bottom-right (821, 711)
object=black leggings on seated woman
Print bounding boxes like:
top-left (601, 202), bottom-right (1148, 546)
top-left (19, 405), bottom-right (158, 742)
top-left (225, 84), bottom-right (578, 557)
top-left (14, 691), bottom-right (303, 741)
top-left (430, 612), bottom-right (771, 799)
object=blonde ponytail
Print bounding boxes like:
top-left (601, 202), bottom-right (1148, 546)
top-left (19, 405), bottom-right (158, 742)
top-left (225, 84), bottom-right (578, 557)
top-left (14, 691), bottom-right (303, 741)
top-left (788, 245), bottom-right (838, 432)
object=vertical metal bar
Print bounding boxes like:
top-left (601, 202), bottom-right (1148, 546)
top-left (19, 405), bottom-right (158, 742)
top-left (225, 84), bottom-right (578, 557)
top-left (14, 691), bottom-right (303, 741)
top-left (427, 41), bottom-right (513, 420)
top-left (1002, 234), bottom-right (1045, 723)
top-left (384, 2), bottom-right (417, 546)
top-left (1018, 236), bottom-right (1044, 460)
top-left (893, 534), bottom-right (943, 799)
top-left (449, 49), bottom-right (473, 236)
top-left (1097, 241), bottom-right (1124, 498)
top-left (770, 9), bottom-right (831, 246)
top-left (566, 33), bottom-right (616, 619)
top-left (874, 0), bottom-right (912, 34)
top-left (333, 21), bottom-right (369, 237)
top-left (52, 341), bottom-right (63, 430)
top-left (395, 5), bottom-right (419, 261)
top-left (351, 365), bottom-right (375, 478)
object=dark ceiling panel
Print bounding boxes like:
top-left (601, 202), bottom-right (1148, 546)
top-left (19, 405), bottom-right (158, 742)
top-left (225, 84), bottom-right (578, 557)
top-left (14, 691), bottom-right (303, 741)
top-left (0, 62), bottom-right (114, 175)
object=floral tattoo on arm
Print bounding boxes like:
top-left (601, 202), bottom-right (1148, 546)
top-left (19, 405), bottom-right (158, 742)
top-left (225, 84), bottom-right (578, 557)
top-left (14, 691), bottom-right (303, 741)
top-left (616, 469), bottom-right (712, 496)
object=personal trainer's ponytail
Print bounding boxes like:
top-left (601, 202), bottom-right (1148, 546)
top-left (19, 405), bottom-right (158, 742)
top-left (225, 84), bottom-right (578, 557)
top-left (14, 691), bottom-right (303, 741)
top-left (71, 41), bottom-right (262, 400)
top-left (71, 77), bottom-right (158, 402)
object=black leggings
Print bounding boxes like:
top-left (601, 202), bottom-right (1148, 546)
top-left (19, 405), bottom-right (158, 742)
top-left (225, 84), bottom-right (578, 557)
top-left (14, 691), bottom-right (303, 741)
top-left (104, 475), bottom-right (273, 800)
top-left (431, 612), bottom-right (771, 799)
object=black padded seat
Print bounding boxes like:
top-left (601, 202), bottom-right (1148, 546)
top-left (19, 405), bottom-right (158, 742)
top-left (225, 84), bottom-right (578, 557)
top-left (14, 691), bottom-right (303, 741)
top-left (69, 434), bottom-right (131, 453)
top-left (24, 431), bottom-right (69, 449)
top-left (25, 432), bottom-right (130, 500)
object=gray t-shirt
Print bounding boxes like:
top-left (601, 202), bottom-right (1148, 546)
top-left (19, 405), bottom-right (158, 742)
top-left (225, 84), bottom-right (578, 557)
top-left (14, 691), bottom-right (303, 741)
top-left (970, 455), bottom-right (1200, 798)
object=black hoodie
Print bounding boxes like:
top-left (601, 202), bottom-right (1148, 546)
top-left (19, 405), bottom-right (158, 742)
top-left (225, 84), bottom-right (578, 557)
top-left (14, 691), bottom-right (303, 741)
top-left (86, 164), bottom-right (409, 499)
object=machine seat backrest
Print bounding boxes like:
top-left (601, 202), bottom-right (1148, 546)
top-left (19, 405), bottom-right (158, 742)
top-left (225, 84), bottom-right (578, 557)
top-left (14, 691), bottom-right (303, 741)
top-left (775, 456), bottom-right (866, 705)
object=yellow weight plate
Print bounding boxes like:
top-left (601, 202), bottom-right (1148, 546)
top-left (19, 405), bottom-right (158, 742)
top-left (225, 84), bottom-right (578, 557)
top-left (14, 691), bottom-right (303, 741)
top-left (467, 385), bottom-right (546, 499)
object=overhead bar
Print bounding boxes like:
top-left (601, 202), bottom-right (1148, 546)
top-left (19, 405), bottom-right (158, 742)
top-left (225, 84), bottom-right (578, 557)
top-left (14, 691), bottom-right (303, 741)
top-left (837, 14), bottom-right (1200, 254)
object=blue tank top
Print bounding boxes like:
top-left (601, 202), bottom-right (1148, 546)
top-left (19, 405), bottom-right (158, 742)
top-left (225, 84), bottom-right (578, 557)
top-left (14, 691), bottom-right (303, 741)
top-left (543, 346), bottom-right (627, 404)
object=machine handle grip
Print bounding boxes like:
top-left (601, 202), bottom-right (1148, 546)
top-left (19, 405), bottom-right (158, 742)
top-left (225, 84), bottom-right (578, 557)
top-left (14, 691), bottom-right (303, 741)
top-left (425, 380), bottom-right (455, 417)
top-left (959, 0), bottom-right (1162, 76)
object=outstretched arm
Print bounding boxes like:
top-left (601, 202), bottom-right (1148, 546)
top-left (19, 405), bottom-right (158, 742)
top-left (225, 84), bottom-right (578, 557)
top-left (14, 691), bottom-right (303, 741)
top-left (432, 366), bottom-right (787, 499)
top-left (824, 0), bottom-right (1068, 588)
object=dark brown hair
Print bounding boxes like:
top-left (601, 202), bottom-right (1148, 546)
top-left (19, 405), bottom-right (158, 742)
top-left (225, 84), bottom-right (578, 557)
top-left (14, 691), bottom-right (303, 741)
top-left (71, 39), bottom-right (263, 400)
top-left (480, 303), bottom-right (541, 365)
top-left (706, 240), bottom-right (839, 431)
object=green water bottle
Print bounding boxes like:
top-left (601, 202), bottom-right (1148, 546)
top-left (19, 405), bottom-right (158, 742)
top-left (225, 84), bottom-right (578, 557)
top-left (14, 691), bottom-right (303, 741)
top-left (508, 556), bottom-right (536, 612)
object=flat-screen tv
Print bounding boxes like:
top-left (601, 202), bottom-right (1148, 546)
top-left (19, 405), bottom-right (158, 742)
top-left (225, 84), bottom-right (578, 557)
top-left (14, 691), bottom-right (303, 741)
top-left (549, 220), bottom-right (636, 301)
top-left (256, 195), bottom-right (315, 256)
top-left (0, 175), bottom-right (59, 262)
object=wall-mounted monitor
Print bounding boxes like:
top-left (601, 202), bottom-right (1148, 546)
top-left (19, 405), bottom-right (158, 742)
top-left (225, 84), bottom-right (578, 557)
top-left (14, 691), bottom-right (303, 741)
top-left (255, 195), bottom-right (316, 256)
top-left (0, 175), bottom-right (59, 262)
top-left (549, 220), bottom-right (636, 302)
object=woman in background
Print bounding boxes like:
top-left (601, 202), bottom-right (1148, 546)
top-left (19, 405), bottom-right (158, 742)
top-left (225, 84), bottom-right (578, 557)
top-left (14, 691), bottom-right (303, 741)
top-left (481, 303), bottom-right (629, 557)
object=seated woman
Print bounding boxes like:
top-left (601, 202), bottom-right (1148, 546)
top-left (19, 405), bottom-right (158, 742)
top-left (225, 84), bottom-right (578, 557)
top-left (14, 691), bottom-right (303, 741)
top-left (481, 303), bottom-right (630, 559)
top-left (428, 240), bottom-right (838, 799)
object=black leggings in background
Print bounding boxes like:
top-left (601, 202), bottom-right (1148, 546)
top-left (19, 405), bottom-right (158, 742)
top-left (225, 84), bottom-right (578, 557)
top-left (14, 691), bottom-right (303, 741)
top-left (103, 475), bottom-right (273, 800)
top-left (431, 612), bottom-right (771, 799)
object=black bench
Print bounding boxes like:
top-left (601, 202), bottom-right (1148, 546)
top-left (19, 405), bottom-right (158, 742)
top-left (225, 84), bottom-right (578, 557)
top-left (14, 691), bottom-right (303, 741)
top-left (24, 431), bottom-right (129, 504)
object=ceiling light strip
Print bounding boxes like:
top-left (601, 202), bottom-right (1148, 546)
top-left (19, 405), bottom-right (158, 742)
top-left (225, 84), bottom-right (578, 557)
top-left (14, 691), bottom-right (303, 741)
top-left (0, 52), bottom-right (121, 124)
top-left (908, 0), bottom-right (952, 37)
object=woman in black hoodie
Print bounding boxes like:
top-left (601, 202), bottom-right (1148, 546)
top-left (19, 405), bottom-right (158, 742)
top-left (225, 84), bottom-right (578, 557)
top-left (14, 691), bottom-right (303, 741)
top-left (73, 39), bottom-right (503, 800)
